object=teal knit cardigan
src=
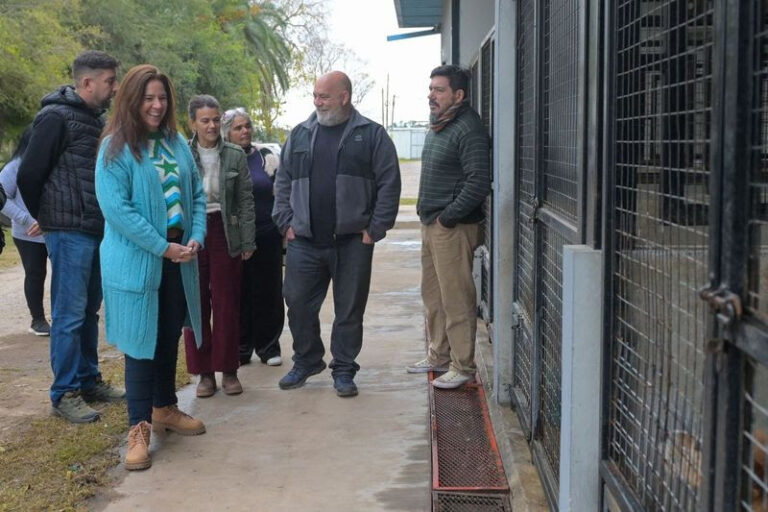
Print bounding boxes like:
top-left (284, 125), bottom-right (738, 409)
top-left (95, 133), bottom-right (206, 359)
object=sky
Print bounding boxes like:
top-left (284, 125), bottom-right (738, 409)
top-left (277, 0), bottom-right (441, 128)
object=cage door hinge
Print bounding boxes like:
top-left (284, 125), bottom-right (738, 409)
top-left (699, 285), bottom-right (743, 327)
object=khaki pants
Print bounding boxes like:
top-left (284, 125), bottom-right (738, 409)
top-left (421, 222), bottom-right (482, 374)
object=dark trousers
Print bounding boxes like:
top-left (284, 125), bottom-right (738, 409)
top-left (14, 237), bottom-right (48, 320)
top-left (240, 229), bottom-right (284, 363)
top-left (184, 213), bottom-right (242, 374)
top-left (125, 258), bottom-right (186, 426)
top-left (282, 235), bottom-right (374, 376)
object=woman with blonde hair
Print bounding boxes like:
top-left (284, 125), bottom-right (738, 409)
top-left (96, 64), bottom-right (207, 470)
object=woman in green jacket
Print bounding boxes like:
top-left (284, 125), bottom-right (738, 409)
top-left (183, 94), bottom-right (256, 397)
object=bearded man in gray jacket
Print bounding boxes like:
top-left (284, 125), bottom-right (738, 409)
top-left (272, 71), bottom-right (401, 398)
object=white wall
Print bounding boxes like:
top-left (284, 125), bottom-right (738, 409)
top-left (459, 0), bottom-right (495, 66)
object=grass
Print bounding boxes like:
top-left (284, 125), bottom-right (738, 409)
top-left (0, 233), bottom-right (20, 270)
top-left (0, 342), bottom-right (191, 512)
top-left (400, 197), bottom-right (417, 206)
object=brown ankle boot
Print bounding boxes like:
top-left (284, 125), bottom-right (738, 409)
top-left (152, 405), bottom-right (206, 436)
top-left (196, 373), bottom-right (216, 398)
top-left (222, 372), bottom-right (243, 395)
top-left (125, 421), bottom-right (151, 470)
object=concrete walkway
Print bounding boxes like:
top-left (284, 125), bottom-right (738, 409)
top-left (98, 161), bottom-right (546, 512)
top-left (101, 162), bottom-right (432, 511)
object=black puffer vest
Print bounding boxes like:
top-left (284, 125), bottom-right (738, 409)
top-left (34, 86), bottom-right (105, 236)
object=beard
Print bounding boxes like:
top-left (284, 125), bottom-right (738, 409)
top-left (316, 106), bottom-right (349, 126)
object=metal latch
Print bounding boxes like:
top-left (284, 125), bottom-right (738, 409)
top-left (527, 196), bottom-right (542, 225)
top-left (699, 285), bottom-right (743, 326)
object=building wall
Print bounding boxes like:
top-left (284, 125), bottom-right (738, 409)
top-left (459, 0), bottom-right (494, 67)
top-left (441, 0), bottom-right (452, 64)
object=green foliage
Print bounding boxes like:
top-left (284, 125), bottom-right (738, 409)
top-left (0, 0), bottom-right (86, 142)
top-left (0, 0), bottom-right (323, 153)
top-left (77, 0), bottom-right (262, 129)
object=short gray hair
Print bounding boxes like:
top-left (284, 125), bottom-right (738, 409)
top-left (221, 107), bottom-right (251, 142)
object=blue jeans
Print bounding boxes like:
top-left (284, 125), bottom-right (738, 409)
top-left (283, 235), bottom-right (374, 376)
top-left (45, 231), bottom-right (102, 404)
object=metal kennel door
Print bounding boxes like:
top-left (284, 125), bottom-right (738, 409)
top-left (510, 0), bottom-right (587, 507)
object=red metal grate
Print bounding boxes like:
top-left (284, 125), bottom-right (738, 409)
top-left (429, 372), bottom-right (510, 491)
top-left (433, 491), bottom-right (512, 511)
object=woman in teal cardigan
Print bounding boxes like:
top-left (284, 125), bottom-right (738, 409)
top-left (95, 64), bottom-right (207, 471)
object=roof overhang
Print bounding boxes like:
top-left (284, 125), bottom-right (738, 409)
top-left (393, 0), bottom-right (443, 28)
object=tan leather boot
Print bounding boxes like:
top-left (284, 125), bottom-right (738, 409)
top-left (152, 405), bottom-right (206, 435)
top-left (222, 372), bottom-right (243, 395)
top-left (125, 421), bottom-right (151, 471)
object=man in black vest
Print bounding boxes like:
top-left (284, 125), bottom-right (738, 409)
top-left (272, 71), bottom-right (401, 397)
top-left (18, 50), bottom-right (123, 423)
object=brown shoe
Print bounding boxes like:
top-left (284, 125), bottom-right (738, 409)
top-left (125, 421), bottom-right (151, 471)
top-left (196, 373), bottom-right (216, 398)
top-left (152, 405), bottom-right (206, 436)
top-left (222, 372), bottom-right (243, 395)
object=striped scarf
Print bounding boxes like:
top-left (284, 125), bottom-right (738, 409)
top-left (430, 101), bottom-right (466, 133)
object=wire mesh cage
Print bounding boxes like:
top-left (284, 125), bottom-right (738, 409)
top-left (511, 0), bottom-right (537, 428)
top-left (541, 0), bottom-right (581, 223)
top-left (741, 358), bottom-right (768, 512)
top-left (606, 0), bottom-right (714, 509)
top-left (744, 4), bottom-right (768, 510)
top-left (480, 37), bottom-right (495, 323)
top-left (539, 224), bottom-right (565, 480)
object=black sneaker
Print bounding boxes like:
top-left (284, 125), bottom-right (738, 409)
top-left (29, 318), bottom-right (51, 336)
top-left (333, 374), bottom-right (358, 398)
top-left (278, 361), bottom-right (327, 390)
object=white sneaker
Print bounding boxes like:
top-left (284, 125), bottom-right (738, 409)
top-left (266, 356), bottom-right (283, 366)
top-left (406, 358), bottom-right (449, 373)
top-left (432, 370), bottom-right (473, 389)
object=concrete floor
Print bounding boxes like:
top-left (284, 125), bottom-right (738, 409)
top-left (100, 227), bottom-right (431, 512)
top-left (97, 161), bottom-right (547, 512)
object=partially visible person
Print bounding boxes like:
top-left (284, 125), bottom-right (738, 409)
top-left (221, 107), bottom-right (283, 368)
top-left (272, 71), bottom-right (401, 398)
top-left (184, 95), bottom-right (256, 397)
top-left (406, 65), bottom-right (491, 389)
top-left (0, 126), bottom-right (50, 336)
top-left (17, 50), bottom-right (124, 423)
top-left (0, 184), bottom-right (5, 253)
top-left (96, 64), bottom-right (208, 471)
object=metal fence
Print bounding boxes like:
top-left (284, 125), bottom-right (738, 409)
top-left (603, 1), bottom-right (712, 509)
top-left (600, 0), bottom-right (768, 511)
top-left (508, 0), bottom-right (584, 506)
top-left (499, 0), bottom-right (768, 510)
top-left (476, 36), bottom-right (495, 324)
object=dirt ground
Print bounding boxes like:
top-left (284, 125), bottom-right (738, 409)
top-left (0, 255), bottom-right (121, 443)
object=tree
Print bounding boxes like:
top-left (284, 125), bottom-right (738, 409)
top-left (77, 0), bottom-right (262, 130)
top-left (0, 0), bottom-right (85, 149)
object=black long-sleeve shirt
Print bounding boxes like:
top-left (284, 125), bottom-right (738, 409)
top-left (17, 113), bottom-right (67, 219)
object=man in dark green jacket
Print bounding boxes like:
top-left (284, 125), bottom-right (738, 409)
top-left (406, 65), bottom-right (491, 389)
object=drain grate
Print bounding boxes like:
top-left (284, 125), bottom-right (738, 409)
top-left (433, 491), bottom-right (512, 511)
top-left (429, 372), bottom-right (512, 510)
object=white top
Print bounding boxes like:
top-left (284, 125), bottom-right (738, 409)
top-left (197, 144), bottom-right (221, 213)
